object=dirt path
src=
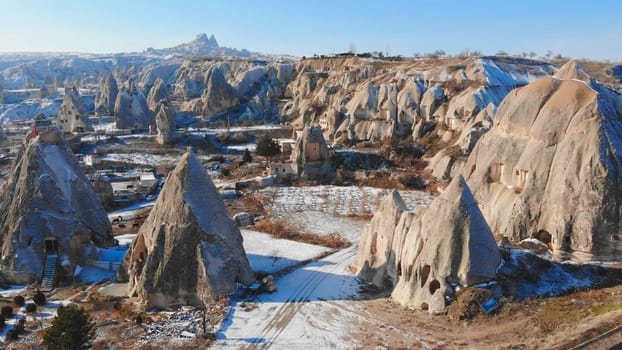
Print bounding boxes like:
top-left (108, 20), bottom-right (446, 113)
top-left (215, 247), bottom-right (367, 349)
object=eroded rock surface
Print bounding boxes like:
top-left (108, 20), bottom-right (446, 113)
top-left (463, 61), bottom-right (622, 260)
top-left (119, 152), bottom-right (254, 309)
top-left (353, 177), bottom-right (500, 313)
top-left (0, 124), bottom-right (113, 284)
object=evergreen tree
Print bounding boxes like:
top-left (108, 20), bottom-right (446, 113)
top-left (255, 135), bottom-right (281, 161)
top-left (33, 290), bottom-right (46, 306)
top-left (43, 304), bottom-right (95, 350)
top-left (242, 148), bottom-right (253, 163)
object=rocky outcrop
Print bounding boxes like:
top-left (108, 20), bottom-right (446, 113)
top-left (146, 78), bottom-right (168, 112)
top-left (56, 86), bottom-right (93, 133)
top-left (155, 102), bottom-right (174, 145)
top-left (147, 33), bottom-right (252, 57)
top-left (463, 61), bottom-right (622, 261)
top-left (352, 190), bottom-right (407, 289)
top-left (114, 84), bottom-right (154, 129)
top-left (0, 123), bottom-right (114, 284)
top-left (281, 56), bottom-right (553, 144)
top-left (198, 66), bottom-right (238, 117)
top-left (119, 152), bottom-right (254, 309)
top-left (291, 124), bottom-right (332, 179)
top-left (95, 74), bottom-right (118, 116)
top-left (353, 177), bottom-right (500, 313)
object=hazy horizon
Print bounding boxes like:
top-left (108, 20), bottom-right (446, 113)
top-left (1, 0), bottom-right (621, 61)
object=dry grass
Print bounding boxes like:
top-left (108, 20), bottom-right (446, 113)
top-left (254, 219), bottom-right (351, 249)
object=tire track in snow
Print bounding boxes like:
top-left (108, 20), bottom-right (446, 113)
top-left (240, 247), bottom-right (357, 349)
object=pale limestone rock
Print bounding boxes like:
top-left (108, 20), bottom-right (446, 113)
top-left (56, 86), bottom-right (93, 133)
top-left (95, 74), bottom-right (118, 115)
top-left (114, 84), bottom-right (154, 129)
top-left (353, 177), bottom-right (500, 313)
top-left (390, 177), bottom-right (500, 313)
top-left (146, 78), bottom-right (168, 112)
top-left (463, 61), bottom-right (622, 260)
top-left (0, 124), bottom-right (113, 284)
top-left (155, 102), bottom-right (174, 145)
top-left (119, 152), bottom-right (254, 309)
top-left (351, 190), bottom-right (406, 289)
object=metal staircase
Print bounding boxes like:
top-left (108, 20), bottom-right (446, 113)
top-left (41, 253), bottom-right (58, 289)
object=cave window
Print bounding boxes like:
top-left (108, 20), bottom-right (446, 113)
top-left (397, 261), bottom-right (402, 277)
top-left (420, 264), bottom-right (431, 288)
top-left (429, 279), bottom-right (441, 295)
top-left (370, 233), bottom-right (378, 255)
top-left (533, 229), bottom-right (552, 245)
top-left (514, 168), bottom-right (529, 189)
top-left (488, 163), bottom-right (504, 183)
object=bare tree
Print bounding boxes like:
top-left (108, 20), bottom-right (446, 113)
top-left (529, 51), bottom-right (537, 58)
top-left (385, 44), bottom-right (390, 58)
top-left (545, 50), bottom-right (553, 59)
top-left (349, 42), bottom-right (356, 54)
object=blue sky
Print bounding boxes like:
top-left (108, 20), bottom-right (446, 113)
top-left (1, 0), bottom-right (621, 60)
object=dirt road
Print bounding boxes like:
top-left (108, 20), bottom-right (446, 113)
top-left (215, 247), bottom-right (371, 349)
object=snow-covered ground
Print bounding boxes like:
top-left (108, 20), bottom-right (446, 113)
top-left (215, 186), bottom-right (431, 349)
top-left (263, 185), bottom-right (430, 242)
top-left (215, 247), bottom-right (365, 349)
top-left (241, 229), bottom-right (331, 275)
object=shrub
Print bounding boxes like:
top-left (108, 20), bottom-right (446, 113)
top-left (398, 174), bottom-right (427, 190)
top-left (43, 304), bottom-right (95, 350)
top-left (33, 290), bottom-right (46, 306)
top-left (16, 316), bottom-right (25, 333)
top-left (5, 328), bottom-right (18, 341)
top-left (1, 306), bottom-right (13, 318)
top-left (13, 295), bottom-right (25, 307)
top-left (26, 303), bottom-right (37, 314)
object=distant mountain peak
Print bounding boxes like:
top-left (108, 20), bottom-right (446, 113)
top-left (192, 33), bottom-right (219, 48)
top-left (145, 33), bottom-right (257, 57)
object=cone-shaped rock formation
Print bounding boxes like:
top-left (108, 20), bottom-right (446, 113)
top-left (120, 152), bottom-right (254, 309)
top-left (56, 85), bottom-right (93, 133)
top-left (0, 121), bottom-right (114, 284)
top-left (353, 177), bottom-right (500, 313)
top-left (463, 60), bottom-right (622, 260)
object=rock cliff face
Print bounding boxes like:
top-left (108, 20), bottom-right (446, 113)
top-left (462, 61), bottom-right (622, 261)
top-left (56, 86), bottom-right (93, 133)
top-left (114, 84), bottom-right (154, 129)
top-left (291, 124), bottom-right (332, 178)
top-left (353, 177), bottom-right (500, 313)
top-left (95, 74), bottom-right (118, 116)
top-left (281, 56), bottom-right (553, 144)
top-left (119, 152), bottom-right (254, 309)
top-left (146, 78), bottom-right (168, 112)
top-left (176, 59), bottom-right (292, 121)
top-left (0, 125), bottom-right (114, 284)
top-left (352, 190), bottom-right (407, 289)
